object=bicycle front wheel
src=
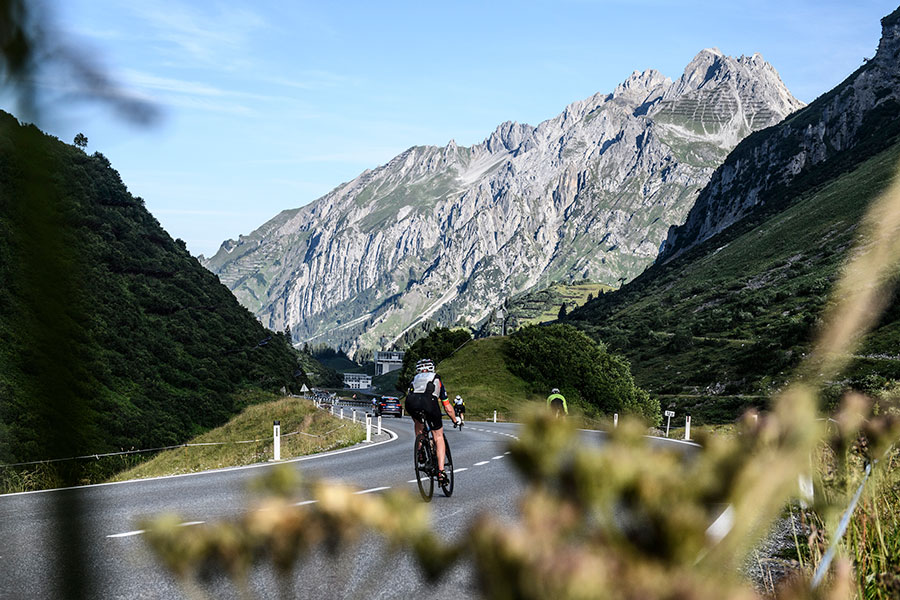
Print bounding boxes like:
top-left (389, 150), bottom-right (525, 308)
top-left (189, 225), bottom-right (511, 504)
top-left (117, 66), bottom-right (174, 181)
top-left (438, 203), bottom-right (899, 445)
top-left (414, 434), bottom-right (434, 501)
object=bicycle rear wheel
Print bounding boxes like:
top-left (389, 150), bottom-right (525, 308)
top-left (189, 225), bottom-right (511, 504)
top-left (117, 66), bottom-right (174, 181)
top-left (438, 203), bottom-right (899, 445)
top-left (414, 434), bottom-right (434, 501)
top-left (440, 437), bottom-right (454, 497)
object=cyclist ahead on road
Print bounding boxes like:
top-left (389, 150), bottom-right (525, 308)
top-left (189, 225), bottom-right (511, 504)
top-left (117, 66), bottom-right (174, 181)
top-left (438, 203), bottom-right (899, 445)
top-left (453, 395), bottom-right (465, 423)
top-left (405, 358), bottom-right (459, 485)
top-left (547, 388), bottom-right (568, 417)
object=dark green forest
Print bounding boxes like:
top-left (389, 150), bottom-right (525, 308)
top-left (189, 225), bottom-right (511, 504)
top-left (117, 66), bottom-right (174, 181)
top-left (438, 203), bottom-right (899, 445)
top-left (0, 111), bottom-right (307, 466)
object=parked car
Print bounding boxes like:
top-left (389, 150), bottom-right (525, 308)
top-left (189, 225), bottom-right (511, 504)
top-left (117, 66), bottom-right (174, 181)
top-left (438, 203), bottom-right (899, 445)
top-left (374, 396), bottom-right (403, 418)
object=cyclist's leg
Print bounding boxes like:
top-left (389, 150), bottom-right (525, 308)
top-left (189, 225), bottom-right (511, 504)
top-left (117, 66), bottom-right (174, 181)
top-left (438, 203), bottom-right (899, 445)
top-left (433, 426), bottom-right (446, 471)
top-left (421, 402), bottom-right (446, 471)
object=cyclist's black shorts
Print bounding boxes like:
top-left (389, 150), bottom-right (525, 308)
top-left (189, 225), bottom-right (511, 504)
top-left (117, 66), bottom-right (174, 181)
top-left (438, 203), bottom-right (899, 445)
top-left (405, 393), bottom-right (443, 430)
top-left (455, 404), bottom-right (465, 414)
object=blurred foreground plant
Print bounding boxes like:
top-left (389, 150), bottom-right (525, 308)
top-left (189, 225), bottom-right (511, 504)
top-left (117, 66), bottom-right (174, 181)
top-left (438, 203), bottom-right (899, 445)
top-left (142, 161), bottom-right (900, 598)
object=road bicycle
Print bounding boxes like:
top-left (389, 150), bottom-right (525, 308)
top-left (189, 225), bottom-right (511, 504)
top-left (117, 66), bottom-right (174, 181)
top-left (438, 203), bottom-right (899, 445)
top-left (412, 416), bottom-right (454, 501)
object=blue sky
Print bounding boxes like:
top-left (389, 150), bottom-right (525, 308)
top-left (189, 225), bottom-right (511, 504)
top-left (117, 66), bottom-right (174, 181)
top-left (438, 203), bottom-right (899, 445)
top-left (7, 1), bottom-right (898, 256)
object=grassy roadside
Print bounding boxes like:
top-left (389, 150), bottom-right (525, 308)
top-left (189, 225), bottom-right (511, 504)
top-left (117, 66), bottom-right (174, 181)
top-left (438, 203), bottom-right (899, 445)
top-left (437, 336), bottom-right (545, 422)
top-left (109, 396), bottom-right (365, 482)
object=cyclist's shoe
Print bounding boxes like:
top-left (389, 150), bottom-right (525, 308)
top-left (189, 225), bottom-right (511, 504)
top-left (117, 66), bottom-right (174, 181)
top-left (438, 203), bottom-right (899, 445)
top-left (437, 470), bottom-right (448, 486)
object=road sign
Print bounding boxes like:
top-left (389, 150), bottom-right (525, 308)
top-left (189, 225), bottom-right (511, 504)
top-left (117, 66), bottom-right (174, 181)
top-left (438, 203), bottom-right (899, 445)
top-left (664, 410), bottom-right (675, 418)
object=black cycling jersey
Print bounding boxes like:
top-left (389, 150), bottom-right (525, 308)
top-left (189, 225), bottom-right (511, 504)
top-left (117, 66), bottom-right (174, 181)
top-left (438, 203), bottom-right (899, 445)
top-left (405, 372), bottom-right (447, 430)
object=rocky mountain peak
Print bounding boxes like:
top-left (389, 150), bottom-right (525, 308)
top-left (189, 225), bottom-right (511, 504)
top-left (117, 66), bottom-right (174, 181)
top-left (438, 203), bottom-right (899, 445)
top-left (675, 47), bottom-right (725, 90)
top-left (483, 120), bottom-right (535, 155)
top-left (613, 68), bottom-right (670, 101)
top-left (875, 7), bottom-right (900, 70)
top-left (658, 7), bottom-right (900, 263)
top-left (205, 48), bottom-right (803, 354)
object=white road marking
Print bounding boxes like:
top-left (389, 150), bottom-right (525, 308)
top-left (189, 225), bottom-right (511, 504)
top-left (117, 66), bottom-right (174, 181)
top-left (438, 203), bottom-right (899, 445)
top-left (354, 486), bottom-right (390, 495)
top-left (108, 519), bottom-right (203, 539)
top-left (453, 468), bottom-right (468, 473)
top-left (492, 455), bottom-right (504, 460)
top-left (293, 500), bottom-right (317, 506)
top-left (504, 451), bottom-right (511, 455)
top-left (2, 427), bottom-right (401, 498)
top-left (106, 529), bottom-right (145, 539)
top-left (473, 461), bottom-right (489, 466)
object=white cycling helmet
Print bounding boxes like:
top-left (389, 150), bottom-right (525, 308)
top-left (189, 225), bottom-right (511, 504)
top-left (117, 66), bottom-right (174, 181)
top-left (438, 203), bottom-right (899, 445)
top-left (455, 395), bottom-right (461, 400)
top-left (551, 388), bottom-right (560, 394)
top-left (415, 358), bottom-right (435, 373)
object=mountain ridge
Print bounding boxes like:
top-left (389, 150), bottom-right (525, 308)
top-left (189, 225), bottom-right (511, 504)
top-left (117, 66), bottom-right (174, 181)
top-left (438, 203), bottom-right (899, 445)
top-left (568, 7), bottom-right (900, 412)
top-left (659, 8), bottom-right (900, 261)
top-left (205, 49), bottom-right (803, 354)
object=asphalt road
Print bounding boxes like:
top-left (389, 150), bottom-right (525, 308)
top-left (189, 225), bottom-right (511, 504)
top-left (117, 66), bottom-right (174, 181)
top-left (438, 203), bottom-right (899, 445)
top-left (0, 416), bottom-right (699, 600)
top-left (0, 418), bottom-right (533, 599)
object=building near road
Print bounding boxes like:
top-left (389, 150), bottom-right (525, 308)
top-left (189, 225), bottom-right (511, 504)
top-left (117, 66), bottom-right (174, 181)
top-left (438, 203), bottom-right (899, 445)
top-left (343, 373), bottom-right (372, 390)
top-left (374, 351), bottom-right (404, 376)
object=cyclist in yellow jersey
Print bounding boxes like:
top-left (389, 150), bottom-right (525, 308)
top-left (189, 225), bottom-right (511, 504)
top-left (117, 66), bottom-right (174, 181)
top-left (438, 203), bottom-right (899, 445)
top-left (547, 388), bottom-right (568, 417)
top-left (405, 358), bottom-right (458, 484)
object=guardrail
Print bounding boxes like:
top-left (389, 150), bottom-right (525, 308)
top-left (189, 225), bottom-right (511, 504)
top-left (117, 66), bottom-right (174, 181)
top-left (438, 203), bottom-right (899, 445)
top-left (1, 396), bottom-right (358, 469)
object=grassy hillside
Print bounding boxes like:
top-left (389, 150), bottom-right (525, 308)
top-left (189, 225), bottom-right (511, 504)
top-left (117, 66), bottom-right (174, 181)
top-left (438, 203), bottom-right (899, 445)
top-left (436, 337), bottom-right (548, 420)
top-left (479, 281), bottom-right (612, 336)
top-left (0, 111), bottom-right (306, 472)
top-left (511, 281), bottom-right (612, 326)
top-left (569, 139), bottom-right (900, 420)
top-left (111, 394), bottom-right (364, 481)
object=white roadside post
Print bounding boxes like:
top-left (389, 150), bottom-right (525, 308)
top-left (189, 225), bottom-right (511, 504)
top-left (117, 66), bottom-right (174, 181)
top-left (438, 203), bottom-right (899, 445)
top-left (273, 420), bottom-right (281, 461)
top-left (664, 410), bottom-right (675, 438)
top-left (340, 408), bottom-right (344, 420)
top-left (366, 415), bottom-right (372, 443)
top-left (614, 413), bottom-right (618, 428)
top-left (493, 410), bottom-right (497, 423)
top-left (684, 415), bottom-right (691, 441)
top-left (330, 404), bottom-right (334, 416)
top-left (377, 415), bottom-right (382, 435)
top-left (352, 409), bottom-right (357, 424)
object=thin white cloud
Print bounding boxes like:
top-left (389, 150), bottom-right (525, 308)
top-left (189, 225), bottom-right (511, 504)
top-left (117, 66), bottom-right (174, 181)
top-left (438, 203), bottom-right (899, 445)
top-left (128, 2), bottom-right (268, 66)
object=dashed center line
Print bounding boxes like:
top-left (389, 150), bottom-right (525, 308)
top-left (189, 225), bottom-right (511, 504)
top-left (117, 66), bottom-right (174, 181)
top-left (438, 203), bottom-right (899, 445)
top-left (354, 486), bottom-right (390, 495)
top-left (106, 529), bottom-right (145, 539)
top-left (293, 499), bottom-right (318, 506)
top-left (473, 461), bottom-right (490, 466)
top-left (108, 519), bottom-right (202, 539)
top-left (454, 467), bottom-right (468, 473)
top-left (491, 455), bottom-right (504, 460)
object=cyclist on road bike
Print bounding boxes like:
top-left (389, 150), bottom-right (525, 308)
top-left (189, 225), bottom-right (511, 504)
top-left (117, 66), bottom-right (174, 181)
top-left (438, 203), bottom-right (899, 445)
top-left (453, 395), bottom-right (465, 423)
top-left (405, 358), bottom-right (459, 485)
top-left (547, 388), bottom-right (568, 417)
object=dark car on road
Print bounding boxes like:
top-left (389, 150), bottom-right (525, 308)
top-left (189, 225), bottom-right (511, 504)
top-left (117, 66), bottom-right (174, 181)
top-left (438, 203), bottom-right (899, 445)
top-left (374, 396), bottom-right (403, 418)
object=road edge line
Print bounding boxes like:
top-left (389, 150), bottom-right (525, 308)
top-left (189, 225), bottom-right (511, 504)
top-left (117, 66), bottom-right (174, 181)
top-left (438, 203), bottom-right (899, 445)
top-left (1, 427), bottom-right (400, 498)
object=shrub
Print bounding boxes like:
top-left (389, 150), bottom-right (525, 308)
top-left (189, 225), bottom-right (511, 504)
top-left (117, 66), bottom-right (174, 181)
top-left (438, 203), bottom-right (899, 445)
top-left (505, 324), bottom-right (660, 424)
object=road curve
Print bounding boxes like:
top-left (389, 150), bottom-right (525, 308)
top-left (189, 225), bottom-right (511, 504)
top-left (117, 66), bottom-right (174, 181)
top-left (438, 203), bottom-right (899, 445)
top-left (0, 419), bottom-right (697, 599)
top-left (0, 419), bottom-right (529, 599)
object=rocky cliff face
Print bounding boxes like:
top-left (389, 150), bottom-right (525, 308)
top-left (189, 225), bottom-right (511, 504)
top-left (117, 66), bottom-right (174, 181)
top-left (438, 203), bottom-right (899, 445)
top-left (659, 8), bottom-right (900, 261)
top-left (204, 49), bottom-right (802, 353)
